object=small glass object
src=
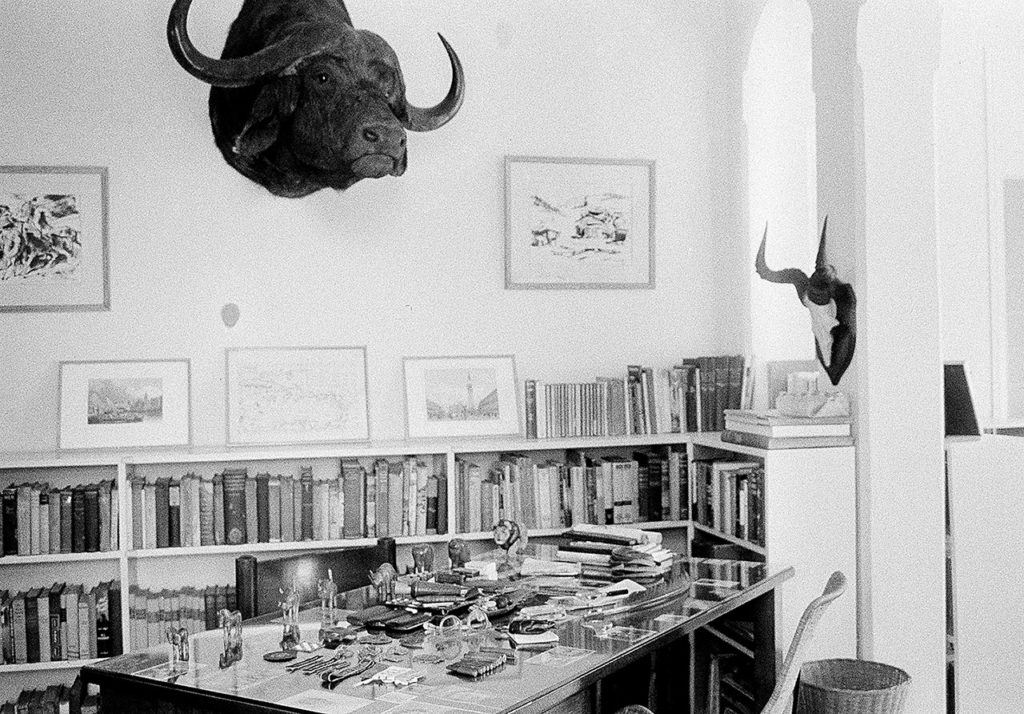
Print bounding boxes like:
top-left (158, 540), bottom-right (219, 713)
top-left (278, 580), bottom-right (301, 651)
top-left (217, 609), bottom-right (243, 668)
top-left (165, 626), bottom-right (189, 670)
top-left (317, 569), bottom-right (338, 644)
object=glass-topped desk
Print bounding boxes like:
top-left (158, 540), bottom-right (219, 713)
top-left (83, 558), bottom-right (792, 714)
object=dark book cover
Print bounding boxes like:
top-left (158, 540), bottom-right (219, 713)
top-left (24, 587), bottom-right (40, 663)
top-left (203, 587), bottom-right (217, 630)
top-left (47, 582), bottom-right (63, 661)
top-left (226, 585), bottom-right (237, 612)
top-left (47, 489), bottom-right (61, 555)
top-left (299, 466), bottom-right (314, 541)
top-left (425, 474), bottom-right (438, 535)
top-left (214, 584), bottom-right (228, 614)
top-left (199, 476), bottom-right (214, 546)
top-left (212, 472), bottom-right (225, 545)
top-left (635, 454), bottom-right (650, 522)
top-left (642, 367), bottom-right (658, 434)
top-left (235, 556), bottom-right (256, 620)
top-left (714, 355), bottom-right (730, 431)
top-left (97, 481), bottom-right (111, 553)
top-left (167, 480), bottom-right (181, 548)
top-left (154, 477), bottom-right (170, 548)
top-left (626, 365), bottom-right (644, 435)
top-left (648, 455), bottom-right (663, 522)
top-left (524, 379), bottom-right (537, 438)
top-left (108, 580), bottom-right (122, 656)
top-left (94, 581), bottom-right (111, 658)
top-left (83, 486), bottom-right (100, 553)
top-left (244, 475), bottom-right (258, 544)
top-left (11, 590), bottom-right (27, 664)
top-left (130, 476), bottom-right (144, 551)
top-left (436, 465), bottom-right (448, 535)
top-left (1, 486), bottom-right (17, 556)
top-left (341, 459), bottom-right (363, 538)
top-left (58, 488), bottom-right (72, 555)
top-left (255, 472), bottom-right (270, 543)
top-left (221, 468), bottom-right (248, 546)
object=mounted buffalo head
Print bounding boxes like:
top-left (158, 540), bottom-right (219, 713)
top-left (167, 0), bottom-right (465, 197)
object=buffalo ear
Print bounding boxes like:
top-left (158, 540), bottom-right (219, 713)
top-left (232, 76), bottom-right (299, 157)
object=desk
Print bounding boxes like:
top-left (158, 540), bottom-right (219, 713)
top-left (83, 558), bottom-right (792, 714)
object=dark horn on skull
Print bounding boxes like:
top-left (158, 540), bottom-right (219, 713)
top-left (402, 34), bottom-right (466, 132)
top-left (815, 215), bottom-right (830, 269)
top-left (167, 0), bottom-right (339, 88)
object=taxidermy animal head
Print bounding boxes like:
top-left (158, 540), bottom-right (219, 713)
top-left (755, 217), bottom-right (857, 386)
top-left (167, 0), bottom-right (465, 198)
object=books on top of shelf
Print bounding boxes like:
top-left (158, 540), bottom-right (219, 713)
top-left (0, 480), bottom-right (118, 558)
top-left (523, 356), bottom-right (750, 439)
top-left (723, 408), bottom-right (851, 437)
top-left (719, 430), bottom-right (853, 450)
top-left (131, 455), bottom-right (446, 550)
top-left (0, 581), bottom-right (122, 666)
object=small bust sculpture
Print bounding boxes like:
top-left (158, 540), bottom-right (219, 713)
top-left (447, 538), bottom-right (471, 569)
top-left (411, 543), bottom-right (435, 574)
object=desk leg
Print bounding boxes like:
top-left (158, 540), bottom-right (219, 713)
top-left (752, 589), bottom-right (778, 708)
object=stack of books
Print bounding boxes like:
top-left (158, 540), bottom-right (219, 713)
top-left (719, 409), bottom-right (853, 450)
top-left (555, 524), bottom-right (673, 584)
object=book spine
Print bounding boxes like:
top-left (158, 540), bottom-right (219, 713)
top-left (97, 482), bottom-right (111, 552)
top-left (244, 476), bottom-right (258, 544)
top-left (222, 469), bottom-right (248, 546)
top-left (199, 476), bottom-right (214, 546)
top-left (48, 490), bottom-right (61, 555)
top-left (94, 585), bottom-right (111, 658)
top-left (342, 461), bottom-right (362, 538)
top-left (280, 475), bottom-right (294, 542)
top-left (256, 473), bottom-right (270, 543)
top-left (143, 482), bottom-right (157, 550)
top-left (167, 481), bottom-right (181, 548)
top-left (524, 380), bottom-right (537, 438)
top-left (268, 476), bottom-right (281, 543)
top-left (374, 461), bottom-right (389, 537)
top-left (83, 486), bottom-right (100, 553)
top-left (1, 488), bottom-right (17, 556)
top-left (48, 586), bottom-right (62, 661)
top-left (213, 474), bottom-right (225, 545)
top-left (299, 467), bottom-right (314, 541)
top-left (154, 479), bottom-right (170, 549)
top-left (25, 590), bottom-right (39, 663)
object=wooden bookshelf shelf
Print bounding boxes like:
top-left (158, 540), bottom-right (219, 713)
top-left (127, 538), bottom-right (379, 559)
top-left (0, 658), bottom-right (106, 674)
top-left (692, 523), bottom-right (767, 556)
top-left (0, 551), bottom-right (121, 566)
top-left (703, 624), bottom-right (755, 659)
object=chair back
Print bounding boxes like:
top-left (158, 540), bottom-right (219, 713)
top-left (761, 571), bottom-right (847, 714)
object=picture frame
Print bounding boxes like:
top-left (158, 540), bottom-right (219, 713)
top-left (59, 359), bottom-right (191, 450)
top-left (226, 346), bottom-right (370, 445)
top-left (403, 355), bottom-right (520, 439)
top-left (505, 156), bottom-right (655, 289)
top-left (1, 166), bottom-right (110, 312)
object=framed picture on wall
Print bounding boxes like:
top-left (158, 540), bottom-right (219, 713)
top-left (226, 346), bottom-right (370, 445)
top-left (403, 355), bottom-right (520, 439)
top-left (59, 360), bottom-right (191, 449)
top-left (0, 166), bottom-right (110, 312)
top-left (505, 156), bottom-right (655, 289)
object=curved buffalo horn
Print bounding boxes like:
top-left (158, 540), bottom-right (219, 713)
top-left (167, 0), bottom-right (341, 88)
top-left (815, 215), bottom-right (830, 269)
top-left (402, 34), bottom-right (466, 132)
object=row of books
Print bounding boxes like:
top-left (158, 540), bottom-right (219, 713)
top-left (2, 678), bottom-right (97, 714)
top-left (693, 460), bottom-right (766, 547)
top-left (453, 449), bottom-right (689, 533)
top-left (0, 581), bottom-right (122, 666)
top-left (523, 356), bottom-right (749, 439)
top-left (128, 584), bottom-right (236, 652)
top-left (130, 456), bottom-right (446, 549)
top-left (721, 408), bottom-right (853, 450)
top-left (556, 524), bottom-right (672, 585)
top-left (0, 481), bottom-right (119, 558)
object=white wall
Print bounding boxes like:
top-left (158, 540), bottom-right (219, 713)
top-left (0, 1), bottom-right (752, 451)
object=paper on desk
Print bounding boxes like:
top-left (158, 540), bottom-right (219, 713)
top-left (463, 560), bottom-right (498, 579)
top-left (519, 557), bottom-right (581, 577)
top-left (598, 579), bottom-right (647, 597)
top-left (276, 689), bottom-right (369, 714)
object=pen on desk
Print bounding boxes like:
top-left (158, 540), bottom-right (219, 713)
top-left (605, 588), bottom-right (629, 597)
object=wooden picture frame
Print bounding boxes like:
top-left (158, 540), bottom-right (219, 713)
top-left (226, 346), bottom-right (370, 445)
top-left (0, 166), bottom-right (110, 312)
top-left (403, 355), bottom-right (520, 439)
top-left (505, 156), bottom-right (655, 289)
top-left (59, 359), bottom-right (191, 449)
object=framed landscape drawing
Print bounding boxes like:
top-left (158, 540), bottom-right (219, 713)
top-left (403, 355), bottom-right (520, 439)
top-left (59, 360), bottom-right (191, 449)
top-left (226, 346), bottom-right (370, 445)
top-left (1, 166), bottom-right (110, 312)
top-left (505, 156), bottom-right (655, 289)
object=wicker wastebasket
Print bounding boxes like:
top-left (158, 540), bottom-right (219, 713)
top-left (795, 658), bottom-right (911, 713)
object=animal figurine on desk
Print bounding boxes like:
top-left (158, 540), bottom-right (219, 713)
top-left (448, 538), bottom-right (471, 569)
top-left (165, 626), bottom-right (190, 668)
top-left (217, 609), bottom-right (243, 668)
top-left (166, 0), bottom-right (465, 198)
top-left (755, 217), bottom-right (857, 385)
top-left (368, 562), bottom-right (398, 601)
top-left (411, 543), bottom-right (435, 575)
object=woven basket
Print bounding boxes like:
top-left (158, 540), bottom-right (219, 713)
top-left (795, 658), bottom-right (912, 713)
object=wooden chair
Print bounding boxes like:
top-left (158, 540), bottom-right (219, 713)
top-left (760, 571), bottom-right (847, 714)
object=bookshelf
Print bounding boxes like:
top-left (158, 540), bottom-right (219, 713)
top-left (0, 432), bottom-right (857, 706)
